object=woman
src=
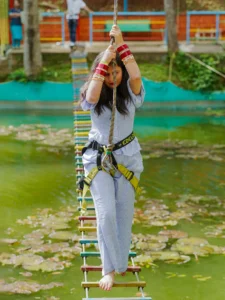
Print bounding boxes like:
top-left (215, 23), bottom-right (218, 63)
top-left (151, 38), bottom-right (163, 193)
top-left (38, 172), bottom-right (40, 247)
top-left (9, 0), bottom-right (23, 49)
top-left (80, 25), bottom-right (145, 291)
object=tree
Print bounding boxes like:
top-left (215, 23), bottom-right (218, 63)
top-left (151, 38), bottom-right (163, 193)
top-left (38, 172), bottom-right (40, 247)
top-left (164, 0), bottom-right (179, 53)
top-left (23, 0), bottom-right (42, 79)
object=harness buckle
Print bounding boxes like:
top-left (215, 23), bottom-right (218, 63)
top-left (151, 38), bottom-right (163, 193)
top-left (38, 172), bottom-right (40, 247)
top-left (91, 141), bottom-right (98, 150)
top-left (129, 171), bottom-right (134, 181)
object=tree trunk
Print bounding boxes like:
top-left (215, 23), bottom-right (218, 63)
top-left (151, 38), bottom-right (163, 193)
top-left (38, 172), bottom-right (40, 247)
top-left (23, 0), bottom-right (42, 79)
top-left (164, 0), bottom-right (179, 53)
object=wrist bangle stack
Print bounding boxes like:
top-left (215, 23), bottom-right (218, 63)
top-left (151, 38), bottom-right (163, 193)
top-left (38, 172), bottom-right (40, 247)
top-left (92, 62), bottom-right (109, 82)
top-left (117, 43), bottom-right (135, 65)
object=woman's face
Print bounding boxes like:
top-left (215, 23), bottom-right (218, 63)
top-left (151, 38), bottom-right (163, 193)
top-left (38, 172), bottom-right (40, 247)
top-left (104, 65), bottom-right (123, 88)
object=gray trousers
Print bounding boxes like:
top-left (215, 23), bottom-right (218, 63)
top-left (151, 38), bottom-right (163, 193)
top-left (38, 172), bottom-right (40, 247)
top-left (83, 150), bottom-right (143, 275)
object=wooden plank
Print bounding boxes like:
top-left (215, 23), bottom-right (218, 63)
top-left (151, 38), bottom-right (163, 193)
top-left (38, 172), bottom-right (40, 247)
top-left (78, 207), bottom-right (95, 212)
top-left (78, 196), bottom-right (93, 202)
top-left (82, 281), bottom-right (146, 288)
top-left (82, 298), bottom-right (152, 300)
top-left (79, 239), bottom-right (98, 244)
top-left (79, 226), bottom-right (96, 232)
top-left (80, 252), bottom-right (136, 258)
top-left (79, 216), bottom-right (97, 221)
top-left (81, 265), bottom-right (141, 273)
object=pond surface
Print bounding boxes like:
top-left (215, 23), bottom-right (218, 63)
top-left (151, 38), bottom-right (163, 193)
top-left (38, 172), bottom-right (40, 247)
top-left (0, 111), bottom-right (225, 300)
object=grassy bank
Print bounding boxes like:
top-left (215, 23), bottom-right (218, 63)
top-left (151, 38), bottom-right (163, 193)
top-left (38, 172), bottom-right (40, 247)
top-left (1, 52), bottom-right (225, 92)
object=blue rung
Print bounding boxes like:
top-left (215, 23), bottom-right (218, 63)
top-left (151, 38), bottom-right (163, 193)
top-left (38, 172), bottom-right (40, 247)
top-left (78, 196), bottom-right (93, 202)
top-left (79, 239), bottom-right (98, 244)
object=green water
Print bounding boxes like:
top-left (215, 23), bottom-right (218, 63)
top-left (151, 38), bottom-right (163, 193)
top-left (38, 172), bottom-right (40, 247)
top-left (0, 112), bottom-right (225, 300)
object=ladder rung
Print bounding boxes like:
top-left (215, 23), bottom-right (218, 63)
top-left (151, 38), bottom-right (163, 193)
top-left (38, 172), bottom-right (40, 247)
top-left (79, 216), bottom-right (96, 221)
top-left (80, 252), bottom-right (137, 258)
top-left (80, 239), bottom-right (98, 244)
top-left (81, 281), bottom-right (146, 288)
top-left (79, 227), bottom-right (96, 232)
top-left (78, 207), bottom-right (95, 212)
top-left (78, 197), bottom-right (93, 202)
top-left (81, 265), bottom-right (141, 273)
top-left (82, 298), bottom-right (152, 300)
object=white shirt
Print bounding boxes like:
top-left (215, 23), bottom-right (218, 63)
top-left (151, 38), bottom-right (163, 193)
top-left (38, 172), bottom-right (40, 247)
top-left (66, 0), bottom-right (86, 20)
top-left (81, 80), bottom-right (145, 156)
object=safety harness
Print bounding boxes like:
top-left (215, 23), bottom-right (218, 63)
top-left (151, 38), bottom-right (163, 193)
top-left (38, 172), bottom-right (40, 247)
top-left (78, 131), bottom-right (141, 213)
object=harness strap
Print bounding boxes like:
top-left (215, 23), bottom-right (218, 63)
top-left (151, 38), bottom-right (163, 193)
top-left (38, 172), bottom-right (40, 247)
top-left (82, 131), bottom-right (135, 155)
top-left (117, 164), bottom-right (141, 194)
top-left (80, 164), bottom-right (140, 214)
top-left (80, 132), bottom-right (140, 214)
top-left (81, 167), bottom-right (99, 214)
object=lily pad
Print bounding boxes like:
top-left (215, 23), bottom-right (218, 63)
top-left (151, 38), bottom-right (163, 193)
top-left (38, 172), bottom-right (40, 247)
top-left (49, 231), bottom-right (79, 241)
top-left (150, 251), bottom-right (191, 264)
top-left (159, 230), bottom-right (188, 239)
top-left (0, 279), bottom-right (63, 294)
top-left (0, 239), bottom-right (18, 245)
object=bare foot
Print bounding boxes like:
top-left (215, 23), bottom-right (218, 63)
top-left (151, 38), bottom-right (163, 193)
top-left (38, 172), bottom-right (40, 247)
top-left (99, 271), bottom-right (115, 291)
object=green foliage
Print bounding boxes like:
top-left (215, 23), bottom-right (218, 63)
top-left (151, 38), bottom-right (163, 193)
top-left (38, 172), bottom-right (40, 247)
top-left (5, 52), bottom-right (225, 92)
top-left (173, 52), bottom-right (225, 91)
top-left (139, 63), bottom-right (169, 82)
top-left (8, 67), bottom-right (71, 83)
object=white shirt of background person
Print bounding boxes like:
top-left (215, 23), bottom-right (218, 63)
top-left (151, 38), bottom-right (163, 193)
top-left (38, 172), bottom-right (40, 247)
top-left (66, 0), bottom-right (86, 20)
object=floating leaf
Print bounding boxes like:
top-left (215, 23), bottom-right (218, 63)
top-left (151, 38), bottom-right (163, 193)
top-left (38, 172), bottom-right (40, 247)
top-left (49, 231), bottom-right (79, 241)
top-left (0, 279), bottom-right (63, 294)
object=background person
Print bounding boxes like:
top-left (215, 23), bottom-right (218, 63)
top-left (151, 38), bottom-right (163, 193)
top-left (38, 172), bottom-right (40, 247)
top-left (66, 0), bottom-right (93, 48)
top-left (9, 0), bottom-right (23, 49)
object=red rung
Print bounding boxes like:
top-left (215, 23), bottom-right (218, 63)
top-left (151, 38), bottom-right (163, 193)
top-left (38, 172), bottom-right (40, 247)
top-left (79, 216), bottom-right (97, 221)
top-left (76, 167), bottom-right (84, 172)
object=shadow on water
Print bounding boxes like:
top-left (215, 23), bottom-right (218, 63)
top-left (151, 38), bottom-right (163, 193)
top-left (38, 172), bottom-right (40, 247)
top-left (0, 111), bottom-right (225, 300)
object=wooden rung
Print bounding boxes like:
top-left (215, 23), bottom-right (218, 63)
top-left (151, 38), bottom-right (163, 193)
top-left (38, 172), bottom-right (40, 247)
top-left (82, 298), bottom-right (152, 300)
top-left (80, 252), bottom-right (136, 258)
top-left (81, 281), bottom-right (146, 288)
top-left (81, 265), bottom-right (141, 273)
top-left (78, 196), bottom-right (93, 202)
top-left (74, 111), bottom-right (90, 115)
top-left (80, 239), bottom-right (98, 244)
top-left (79, 216), bottom-right (97, 221)
top-left (79, 227), bottom-right (97, 232)
top-left (78, 207), bottom-right (95, 212)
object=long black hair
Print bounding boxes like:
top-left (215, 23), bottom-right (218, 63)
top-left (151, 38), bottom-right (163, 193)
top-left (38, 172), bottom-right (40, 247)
top-left (80, 51), bottom-right (132, 116)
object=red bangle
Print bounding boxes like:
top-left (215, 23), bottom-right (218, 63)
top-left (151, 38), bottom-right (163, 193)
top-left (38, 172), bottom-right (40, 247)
top-left (95, 69), bottom-right (106, 76)
top-left (98, 63), bottom-right (109, 71)
top-left (120, 50), bottom-right (132, 60)
top-left (117, 44), bottom-right (129, 53)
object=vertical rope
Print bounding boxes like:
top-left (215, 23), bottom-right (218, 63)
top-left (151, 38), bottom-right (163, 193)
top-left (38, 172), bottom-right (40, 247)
top-left (108, 0), bottom-right (118, 149)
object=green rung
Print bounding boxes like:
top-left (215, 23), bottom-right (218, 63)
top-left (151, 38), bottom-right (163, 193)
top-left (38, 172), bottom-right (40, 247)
top-left (78, 207), bottom-right (95, 212)
top-left (80, 251), bottom-right (136, 258)
top-left (78, 196), bottom-right (93, 202)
